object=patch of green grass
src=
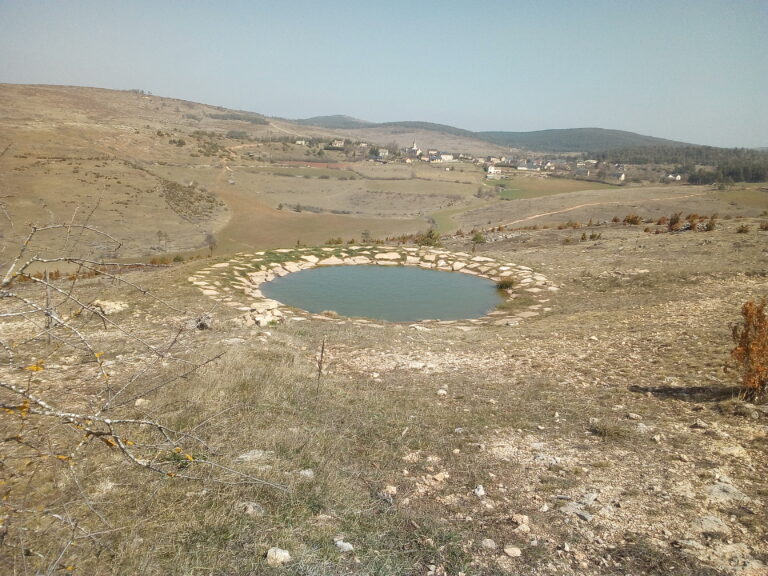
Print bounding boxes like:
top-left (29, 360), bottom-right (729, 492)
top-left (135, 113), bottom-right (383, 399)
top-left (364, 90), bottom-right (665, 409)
top-left (588, 423), bottom-right (634, 441)
top-left (493, 177), bottom-right (618, 200)
top-left (495, 292), bottom-right (537, 312)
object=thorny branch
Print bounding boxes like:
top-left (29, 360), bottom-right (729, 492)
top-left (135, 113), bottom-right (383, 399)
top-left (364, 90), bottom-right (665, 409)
top-left (0, 220), bottom-right (287, 571)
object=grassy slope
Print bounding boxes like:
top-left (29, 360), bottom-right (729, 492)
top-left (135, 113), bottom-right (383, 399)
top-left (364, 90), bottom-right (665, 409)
top-left (0, 84), bottom-right (433, 257)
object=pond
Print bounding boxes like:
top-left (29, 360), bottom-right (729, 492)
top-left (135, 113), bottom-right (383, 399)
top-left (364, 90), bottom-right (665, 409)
top-left (260, 265), bottom-right (503, 322)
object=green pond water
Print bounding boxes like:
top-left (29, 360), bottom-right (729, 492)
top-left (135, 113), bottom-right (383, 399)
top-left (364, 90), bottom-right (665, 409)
top-left (261, 265), bottom-right (503, 322)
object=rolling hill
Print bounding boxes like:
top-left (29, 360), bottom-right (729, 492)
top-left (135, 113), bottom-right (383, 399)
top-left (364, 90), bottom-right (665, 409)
top-left (477, 127), bottom-right (694, 154)
top-left (291, 116), bottom-right (695, 154)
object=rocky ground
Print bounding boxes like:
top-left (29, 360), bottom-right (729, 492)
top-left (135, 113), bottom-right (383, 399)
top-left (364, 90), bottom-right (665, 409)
top-left (2, 216), bottom-right (766, 575)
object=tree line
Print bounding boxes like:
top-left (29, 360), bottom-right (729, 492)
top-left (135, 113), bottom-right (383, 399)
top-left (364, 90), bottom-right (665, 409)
top-left (593, 145), bottom-right (768, 183)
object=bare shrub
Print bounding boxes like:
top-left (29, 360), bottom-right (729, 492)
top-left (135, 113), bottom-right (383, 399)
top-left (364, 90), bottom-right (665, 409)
top-left (731, 298), bottom-right (768, 402)
top-left (0, 222), bottom-right (279, 572)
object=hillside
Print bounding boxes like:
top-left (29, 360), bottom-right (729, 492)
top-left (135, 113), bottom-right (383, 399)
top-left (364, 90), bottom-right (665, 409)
top-left (292, 115), bottom-right (375, 129)
top-left (291, 117), bottom-right (695, 155)
top-left (477, 127), bottom-right (694, 154)
top-left (0, 84), bottom-right (429, 258)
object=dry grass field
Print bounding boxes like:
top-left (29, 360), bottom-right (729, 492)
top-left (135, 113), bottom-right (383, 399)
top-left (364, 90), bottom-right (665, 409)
top-left (2, 84), bottom-right (768, 575)
top-left (0, 84), bottom-right (506, 257)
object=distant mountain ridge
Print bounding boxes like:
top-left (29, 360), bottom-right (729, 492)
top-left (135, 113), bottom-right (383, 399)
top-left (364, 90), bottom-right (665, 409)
top-left (293, 116), bottom-right (695, 154)
top-left (477, 128), bottom-right (694, 154)
top-left (292, 115), bottom-right (375, 130)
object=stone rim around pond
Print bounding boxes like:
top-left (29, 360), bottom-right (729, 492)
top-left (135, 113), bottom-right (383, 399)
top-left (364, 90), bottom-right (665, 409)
top-left (188, 246), bottom-right (559, 328)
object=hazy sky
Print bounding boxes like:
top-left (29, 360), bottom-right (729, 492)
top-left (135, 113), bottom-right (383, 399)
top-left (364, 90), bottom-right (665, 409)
top-left (1, 0), bottom-right (766, 147)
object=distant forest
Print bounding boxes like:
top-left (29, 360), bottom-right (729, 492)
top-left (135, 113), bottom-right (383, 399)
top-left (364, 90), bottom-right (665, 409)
top-left (594, 146), bottom-right (768, 183)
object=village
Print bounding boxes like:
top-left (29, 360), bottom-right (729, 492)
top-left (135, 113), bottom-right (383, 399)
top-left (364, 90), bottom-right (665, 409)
top-left (314, 137), bottom-right (639, 184)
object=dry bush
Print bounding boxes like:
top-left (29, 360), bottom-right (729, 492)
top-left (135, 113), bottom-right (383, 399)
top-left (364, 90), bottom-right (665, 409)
top-left (0, 221), bottom-right (279, 573)
top-left (668, 212), bottom-right (682, 231)
top-left (731, 298), bottom-right (768, 402)
top-left (623, 214), bottom-right (642, 225)
top-left (736, 224), bottom-right (751, 233)
top-left (759, 221), bottom-right (768, 231)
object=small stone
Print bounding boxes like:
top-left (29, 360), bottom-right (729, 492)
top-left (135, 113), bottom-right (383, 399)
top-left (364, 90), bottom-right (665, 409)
top-left (474, 485), bottom-right (486, 497)
top-left (381, 485), bottom-right (397, 496)
top-left (299, 469), bottom-right (315, 480)
top-left (627, 413), bottom-right (642, 420)
top-left (480, 538), bottom-right (497, 550)
top-left (266, 547), bottom-right (291, 566)
top-left (503, 545), bottom-right (522, 558)
top-left (134, 398), bottom-right (148, 407)
top-left (437, 389), bottom-right (448, 396)
top-left (335, 539), bottom-right (354, 553)
top-left (691, 418), bottom-right (709, 429)
top-left (575, 510), bottom-right (593, 522)
top-left (237, 449), bottom-right (273, 462)
top-left (512, 513), bottom-right (529, 526)
top-left (234, 501), bottom-right (265, 517)
top-left (581, 493), bottom-right (598, 506)
top-left (91, 300), bottom-right (128, 315)
top-left (689, 515), bottom-right (732, 536)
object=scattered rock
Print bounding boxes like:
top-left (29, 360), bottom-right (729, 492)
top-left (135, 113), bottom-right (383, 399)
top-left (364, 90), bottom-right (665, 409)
top-left (474, 485), bottom-right (486, 497)
top-left (481, 538), bottom-right (497, 550)
top-left (318, 256), bottom-right (344, 266)
top-left (503, 545), bottom-right (522, 558)
top-left (688, 515), bottom-right (731, 536)
top-left (691, 418), bottom-right (709, 429)
top-left (237, 449), bottom-right (274, 462)
top-left (706, 480), bottom-right (751, 504)
top-left (381, 485), bottom-right (397, 496)
top-left (298, 469), bottom-right (315, 480)
top-left (512, 513), bottom-right (529, 526)
top-left (560, 501), bottom-right (593, 521)
top-left (717, 444), bottom-right (750, 460)
top-left (581, 493), bottom-right (598, 506)
top-left (91, 300), bottom-right (128, 315)
top-left (437, 388), bottom-right (448, 396)
top-left (234, 501), bottom-right (265, 517)
top-left (334, 538), bottom-right (354, 553)
top-left (265, 547), bottom-right (291, 566)
top-left (374, 251), bottom-right (401, 261)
